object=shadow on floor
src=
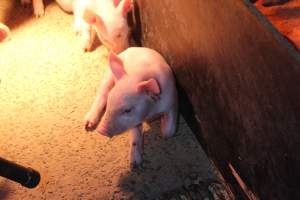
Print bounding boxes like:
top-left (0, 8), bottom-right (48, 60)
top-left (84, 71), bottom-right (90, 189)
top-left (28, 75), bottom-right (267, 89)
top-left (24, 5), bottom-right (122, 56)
top-left (113, 120), bottom-right (215, 199)
top-left (3, 0), bottom-right (54, 31)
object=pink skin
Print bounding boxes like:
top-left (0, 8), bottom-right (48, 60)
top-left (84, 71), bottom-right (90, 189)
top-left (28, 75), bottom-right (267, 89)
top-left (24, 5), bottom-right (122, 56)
top-left (0, 23), bottom-right (10, 42)
top-left (84, 47), bottom-right (178, 168)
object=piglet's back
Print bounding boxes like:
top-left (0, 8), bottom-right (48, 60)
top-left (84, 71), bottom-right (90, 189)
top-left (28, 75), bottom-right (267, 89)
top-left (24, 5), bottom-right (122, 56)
top-left (119, 47), bottom-right (173, 80)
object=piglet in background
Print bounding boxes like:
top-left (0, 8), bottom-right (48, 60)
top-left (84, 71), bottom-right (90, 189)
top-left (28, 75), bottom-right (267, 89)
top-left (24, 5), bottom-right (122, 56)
top-left (82, 0), bottom-right (133, 52)
top-left (84, 47), bottom-right (178, 168)
top-left (21, 0), bottom-right (73, 16)
top-left (21, 0), bottom-right (133, 52)
top-left (0, 23), bottom-right (10, 42)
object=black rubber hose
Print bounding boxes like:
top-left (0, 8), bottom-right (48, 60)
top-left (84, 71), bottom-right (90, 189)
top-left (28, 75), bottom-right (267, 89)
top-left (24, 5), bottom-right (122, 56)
top-left (0, 157), bottom-right (40, 188)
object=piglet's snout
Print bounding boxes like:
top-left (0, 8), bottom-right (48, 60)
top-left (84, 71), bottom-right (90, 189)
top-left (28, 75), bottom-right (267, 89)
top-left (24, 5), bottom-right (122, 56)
top-left (96, 125), bottom-right (112, 138)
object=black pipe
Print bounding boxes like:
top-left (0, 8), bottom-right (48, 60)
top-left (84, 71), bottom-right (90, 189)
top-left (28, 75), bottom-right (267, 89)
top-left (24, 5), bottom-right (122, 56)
top-left (0, 157), bottom-right (40, 188)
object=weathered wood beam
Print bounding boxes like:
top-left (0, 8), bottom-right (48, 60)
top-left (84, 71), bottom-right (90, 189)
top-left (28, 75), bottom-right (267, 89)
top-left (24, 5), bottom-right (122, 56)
top-left (134, 0), bottom-right (300, 199)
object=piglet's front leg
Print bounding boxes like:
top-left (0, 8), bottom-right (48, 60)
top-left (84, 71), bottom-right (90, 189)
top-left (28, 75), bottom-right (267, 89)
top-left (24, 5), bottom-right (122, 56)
top-left (32, 0), bottom-right (44, 17)
top-left (73, 1), bottom-right (96, 52)
top-left (21, 0), bottom-right (31, 6)
top-left (85, 73), bottom-right (114, 131)
top-left (129, 126), bottom-right (143, 170)
top-left (75, 19), bottom-right (95, 52)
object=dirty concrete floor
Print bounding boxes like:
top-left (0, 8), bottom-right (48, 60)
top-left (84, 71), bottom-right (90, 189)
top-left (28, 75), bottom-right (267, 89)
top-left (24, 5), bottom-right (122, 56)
top-left (0, 1), bottom-right (216, 199)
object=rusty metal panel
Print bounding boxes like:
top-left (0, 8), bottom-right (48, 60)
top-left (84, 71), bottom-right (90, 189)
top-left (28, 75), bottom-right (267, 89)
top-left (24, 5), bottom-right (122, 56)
top-left (134, 0), bottom-right (300, 199)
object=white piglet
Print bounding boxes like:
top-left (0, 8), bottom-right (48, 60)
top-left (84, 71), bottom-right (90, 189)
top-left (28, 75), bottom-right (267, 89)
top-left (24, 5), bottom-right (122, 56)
top-left (21, 0), bottom-right (132, 52)
top-left (84, 47), bottom-right (178, 168)
top-left (82, 0), bottom-right (132, 53)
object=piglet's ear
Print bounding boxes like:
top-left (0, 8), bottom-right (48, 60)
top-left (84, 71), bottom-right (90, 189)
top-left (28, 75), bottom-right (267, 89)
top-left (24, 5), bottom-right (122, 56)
top-left (109, 51), bottom-right (126, 81)
top-left (83, 8), bottom-right (96, 24)
top-left (83, 9), bottom-right (106, 33)
top-left (0, 23), bottom-right (10, 42)
top-left (137, 78), bottom-right (161, 95)
top-left (113, 0), bottom-right (120, 7)
top-left (118, 0), bottom-right (132, 17)
top-left (0, 29), bottom-right (7, 42)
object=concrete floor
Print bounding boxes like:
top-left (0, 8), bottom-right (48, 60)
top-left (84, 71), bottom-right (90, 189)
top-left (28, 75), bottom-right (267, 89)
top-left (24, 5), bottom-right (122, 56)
top-left (0, 1), bottom-right (215, 199)
top-left (2, 0), bottom-right (299, 199)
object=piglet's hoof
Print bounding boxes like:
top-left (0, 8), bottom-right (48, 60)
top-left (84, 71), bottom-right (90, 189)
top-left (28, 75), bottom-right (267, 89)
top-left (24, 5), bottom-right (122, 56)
top-left (82, 39), bottom-right (93, 52)
top-left (34, 9), bottom-right (45, 18)
top-left (84, 118), bottom-right (97, 132)
top-left (130, 161), bottom-right (145, 172)
top-left (33, 1), bottom-right (45, 17)
top-left (84, 112), bottom-right (101, 131)
top-left (84, 120), bottom-right (96, 132)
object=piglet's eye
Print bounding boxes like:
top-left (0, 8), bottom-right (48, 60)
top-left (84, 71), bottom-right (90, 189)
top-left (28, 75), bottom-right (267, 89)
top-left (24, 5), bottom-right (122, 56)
top-left (116, 33), bottom-right (122, 38)
top-left (123, 108), bottom-right (132, 114)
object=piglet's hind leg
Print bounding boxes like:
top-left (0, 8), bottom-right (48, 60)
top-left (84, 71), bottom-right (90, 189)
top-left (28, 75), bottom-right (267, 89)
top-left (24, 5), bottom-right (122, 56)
top-left (160, 106), bottom-right (178, 138)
